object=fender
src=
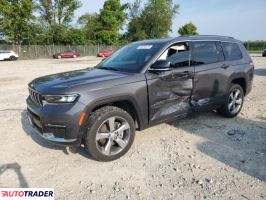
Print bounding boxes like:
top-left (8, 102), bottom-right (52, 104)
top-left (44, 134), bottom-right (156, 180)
top-left (83, 95), bottom-right (147, 130)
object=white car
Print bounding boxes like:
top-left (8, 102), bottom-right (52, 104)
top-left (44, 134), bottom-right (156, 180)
top-left (0, 50), bottom-right (19, 61)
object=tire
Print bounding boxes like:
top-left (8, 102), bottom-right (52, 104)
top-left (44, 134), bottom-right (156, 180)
top-left (73, 55), bottom-right (77, 58)
top-left (9, 56), bottom-right (17, 61)
top-left (84, 106), bottom-right (135, 161)
top-left (217, 84), bottom-right (244, 118)
top-left (57, 55), bottom-right (62, 59)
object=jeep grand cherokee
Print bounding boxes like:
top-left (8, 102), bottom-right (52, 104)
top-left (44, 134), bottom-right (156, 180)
top-left (27, 35), bottom-right (254, 161)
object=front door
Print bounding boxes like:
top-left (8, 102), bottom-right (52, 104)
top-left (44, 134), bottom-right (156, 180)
top-left (145, 42), bottom-right (193, 124)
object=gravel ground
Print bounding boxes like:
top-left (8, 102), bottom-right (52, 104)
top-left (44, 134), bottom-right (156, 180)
top-left (0, 55), bottom-right (265, 200)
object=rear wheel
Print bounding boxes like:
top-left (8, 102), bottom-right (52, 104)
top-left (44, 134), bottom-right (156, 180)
top-left (218, 84), bottom-right (244, 118)
top-left (9, 56), bottom-right (17, 61)
top-left (73, 55), bottom-right (77, 58)
top-left (84, 106), bottom-right (135, 161)
top-left (57, 55), bottom-right (62, 59)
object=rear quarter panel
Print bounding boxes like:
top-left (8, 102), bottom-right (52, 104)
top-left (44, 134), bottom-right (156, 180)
top-left (227, 43), bottom-right (254, 95)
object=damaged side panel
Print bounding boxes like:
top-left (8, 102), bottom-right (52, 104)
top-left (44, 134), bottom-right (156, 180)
top-left (146, 69), bottom-right (193, 123)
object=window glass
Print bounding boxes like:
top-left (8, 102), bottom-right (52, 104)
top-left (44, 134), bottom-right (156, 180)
top-left (98, 43), bottom-right (162, 73)
top-left (222, 42), bottom-right (242, 60)
top-left (216, 42), bottom-right (225, 61)
top-left (158, 43), bottom-right (190, 67)
top-left (191, 41), bottom-right (219, 65)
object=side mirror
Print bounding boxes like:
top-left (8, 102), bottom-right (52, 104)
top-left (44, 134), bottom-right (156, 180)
top-left (149, 60), bottom-right (172, 72)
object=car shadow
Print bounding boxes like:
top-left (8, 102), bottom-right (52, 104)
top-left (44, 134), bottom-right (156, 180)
top-left (20, 110), bottom-right (95, 160)
top-left (255, 68), bottom-right (266, 76)
top-left (168, 111), bottom-right (266, 181)
top-left (0, 162), bottom-right (29, 187)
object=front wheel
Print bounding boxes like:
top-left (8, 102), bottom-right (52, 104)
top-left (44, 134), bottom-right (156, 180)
top-left (84, 106), bottom-right (135, 161)
top-left (218, 84), bottom-right (244, 118)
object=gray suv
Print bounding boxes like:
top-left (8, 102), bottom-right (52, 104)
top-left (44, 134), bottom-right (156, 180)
top-left (27, 35), bottom-right (254, 161)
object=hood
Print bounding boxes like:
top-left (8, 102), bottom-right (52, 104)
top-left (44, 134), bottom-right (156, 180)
top-left (29, 68), bottom-right (134, 94)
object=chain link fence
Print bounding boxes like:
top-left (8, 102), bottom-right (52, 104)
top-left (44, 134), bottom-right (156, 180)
top-left (0, 45), bottom-right (120, 59)
top-left (1, 41), bottom-right (265, 59)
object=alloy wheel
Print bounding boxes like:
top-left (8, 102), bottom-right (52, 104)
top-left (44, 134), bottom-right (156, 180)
top-left (95, 116), bottom-right (131, 156)
top-left (228, 88), bottom-right (243, 114)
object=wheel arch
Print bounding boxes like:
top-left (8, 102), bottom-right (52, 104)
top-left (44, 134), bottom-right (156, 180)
top-left (84, 96), bottom-right (145, 131)
top-left (228, 74), bottom-right (247, 95)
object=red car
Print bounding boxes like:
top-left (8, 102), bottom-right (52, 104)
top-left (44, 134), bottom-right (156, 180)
top-left (53, 50), bottom-right (80, 59)
top-left (97, 50), bottom-right (113, 58)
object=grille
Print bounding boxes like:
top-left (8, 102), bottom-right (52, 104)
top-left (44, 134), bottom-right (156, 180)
top-left (28, 87), bottom-right (43, 106)
top-left (43, 125), bottom-right (66, 138)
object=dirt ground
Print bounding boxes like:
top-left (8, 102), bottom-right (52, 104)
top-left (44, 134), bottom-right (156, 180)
top-left (0, 55), bottom-right (265, 200)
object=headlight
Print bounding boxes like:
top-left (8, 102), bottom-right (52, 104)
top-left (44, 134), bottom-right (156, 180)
top-left (43, 94), bottom-right (79, 103)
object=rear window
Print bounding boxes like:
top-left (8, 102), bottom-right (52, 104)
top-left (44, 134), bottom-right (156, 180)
top-left (191, 41), bottom-right (220, 65)
top-left (222, 42), bottom-right (242, 60)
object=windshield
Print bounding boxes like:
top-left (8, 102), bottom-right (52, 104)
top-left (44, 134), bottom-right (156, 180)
top-left (97, 43), bottom-right (162, 73)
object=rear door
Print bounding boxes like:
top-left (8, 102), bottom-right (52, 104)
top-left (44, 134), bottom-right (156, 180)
top-left (191, 41), bottom-right (228, 107)
top-left (146, 42), bottom-right (193, 123)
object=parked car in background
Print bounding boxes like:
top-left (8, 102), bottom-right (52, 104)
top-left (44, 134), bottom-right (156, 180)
top-left (262, 49), bottom-right (266, 57)
top-left (53, 50), bottom-right (80, 59)
top-left (97, 50), bottom-right (113, 58)
top-left (0, 50), bottom-right (19, 61)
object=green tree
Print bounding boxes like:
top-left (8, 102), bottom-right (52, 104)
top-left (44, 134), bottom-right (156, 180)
top-left (141, 0), bottom-right (179, 38)
top-left (79, 0), bottom-right (128, 45)
top-left (126, 0), bottom-right (147, 41)
top-left (36, 0), bottom-right (81, 44)
top-left (178, 22), bottom-right (198, 36)
top-left (78, 13), bottom-right (101, 44)
top-left (37, 0), bottom-right (81, 26)
top-left (126, 0), bottom-right (179, 41)
top-left (96, 0), bottom-right (128, 45)
top-left (0, 0), bottom-right (35, 44)
top-left (65, 28), bottom-right (86, 45)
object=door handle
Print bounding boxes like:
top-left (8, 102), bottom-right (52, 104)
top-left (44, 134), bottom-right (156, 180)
top-left (221, 64), bottom-right (230, 69)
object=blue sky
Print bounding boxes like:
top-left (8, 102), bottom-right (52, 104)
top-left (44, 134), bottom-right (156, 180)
top-left (75, 0), bottom-right (266, 41)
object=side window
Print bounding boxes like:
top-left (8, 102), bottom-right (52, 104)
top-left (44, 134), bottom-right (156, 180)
top-left (216, 42), bottom-right (225, 61)
top-left (222, 42), bottom-right (242, 60)
top-left (191, 41), bottom-right (219, 65)
top-left (158, 42), bottom-right (190, 67)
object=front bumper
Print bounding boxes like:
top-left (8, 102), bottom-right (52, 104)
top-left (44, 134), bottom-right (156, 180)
top-left (26, 97), bottom-right (86, 146)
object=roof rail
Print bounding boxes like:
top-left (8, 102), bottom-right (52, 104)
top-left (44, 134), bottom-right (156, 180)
top-left (179, 35), bottom-right (234, 39)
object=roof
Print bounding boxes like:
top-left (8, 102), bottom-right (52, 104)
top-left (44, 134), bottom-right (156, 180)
top-left (131, 35), bottom-right (241, 45)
